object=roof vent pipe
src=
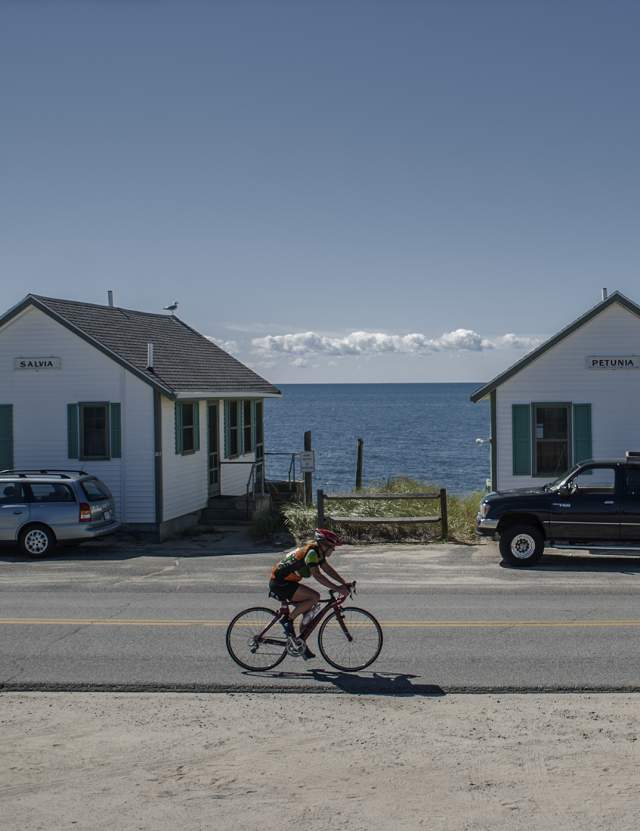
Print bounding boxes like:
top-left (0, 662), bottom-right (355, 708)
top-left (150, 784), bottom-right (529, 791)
top-left (147, 342), bottom-right (154, 371)
top-left (602, 287), bottom-right (608, 300)
top-left (107, 290), bottom-right (114, 307)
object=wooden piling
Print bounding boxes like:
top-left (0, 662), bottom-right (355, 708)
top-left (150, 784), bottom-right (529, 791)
top-left (355, 438), bottom-right (364, 490)
top-left (304, 430), bottom-right (313, 506)
top-left (439, 488), bottom-right (448, 540)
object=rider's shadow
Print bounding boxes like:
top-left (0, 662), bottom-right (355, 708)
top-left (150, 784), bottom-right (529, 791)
top-left (247, 669), bottom-right (445, 697)
top-left (311, 670), bottom-right (445, 697)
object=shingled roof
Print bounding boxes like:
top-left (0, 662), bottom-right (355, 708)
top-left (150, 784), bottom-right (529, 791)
top-left (2, 295), bottom-right (280, 399)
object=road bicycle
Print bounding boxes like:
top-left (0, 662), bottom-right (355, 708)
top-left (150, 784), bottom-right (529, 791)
top-left (226, 581), bottom-right (383, 672)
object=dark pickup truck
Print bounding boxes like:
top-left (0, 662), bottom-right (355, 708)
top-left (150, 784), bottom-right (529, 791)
top-left (476, 453), bottom-right (640, 566)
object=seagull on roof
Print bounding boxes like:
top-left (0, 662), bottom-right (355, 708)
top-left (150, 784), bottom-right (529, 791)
top-left (163, 301), bottom-right (179, 313)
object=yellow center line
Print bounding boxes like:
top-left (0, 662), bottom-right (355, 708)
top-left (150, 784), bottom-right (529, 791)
top-left (1, 618), bottom-right (640, 629)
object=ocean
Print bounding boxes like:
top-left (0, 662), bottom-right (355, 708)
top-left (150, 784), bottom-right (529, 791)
top-left (264, 383), bottom-right (490, 496)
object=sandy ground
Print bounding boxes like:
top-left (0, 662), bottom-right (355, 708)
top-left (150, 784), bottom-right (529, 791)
top-left (2, 693), bottom-right (640, 831)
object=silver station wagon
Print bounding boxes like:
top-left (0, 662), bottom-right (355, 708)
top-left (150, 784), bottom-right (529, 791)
top-left (0, 470), bottom-right (120, 558)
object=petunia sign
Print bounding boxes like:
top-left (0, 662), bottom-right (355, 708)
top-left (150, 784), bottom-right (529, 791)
top-left (586, 355), bottom-right (640, 369)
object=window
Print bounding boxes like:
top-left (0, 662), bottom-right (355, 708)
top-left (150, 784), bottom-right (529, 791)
top-left (243, 401), bottom-right (253, 453)
top-left (568, 466), bottom-right (615, 493)
top-left (228, 401), bottom-right (239, 457)
top-left (0, 482), bottom-right (27, 505)
top-left (81, 478), bottom-right (112, 502)
top-left (533, 404), bottom-right (570, 477)
top-left (255, 401), bottom-right (264, 447)
top-left (624, 469), bottom-right (640, 498)
top-left (69, 403), bottom-right (120, 461)
top-left (175, 401), bottom-right (200, 455)
top-left (29, 483), bottom-right (76, 502)
top-left (80, 403), bottom-right (109, 460)
top-left (181, 402), bottom-right (195, 453)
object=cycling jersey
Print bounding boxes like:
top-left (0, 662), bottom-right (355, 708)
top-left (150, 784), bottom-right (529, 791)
top-left (270, 543), bottom-right (325, 583)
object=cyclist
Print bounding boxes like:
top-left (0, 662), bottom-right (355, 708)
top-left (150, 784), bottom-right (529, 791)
top-left (269, 528), bottom-right (351, 660)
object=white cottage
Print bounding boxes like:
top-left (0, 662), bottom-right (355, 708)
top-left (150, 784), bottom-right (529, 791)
top-left (0, 294), bottom-right (281, 538)
top-left (471, 290), bottom-right (640, 492)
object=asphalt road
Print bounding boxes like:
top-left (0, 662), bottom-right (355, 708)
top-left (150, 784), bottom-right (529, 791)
top-left (2, 533), bottom-right (640, 692)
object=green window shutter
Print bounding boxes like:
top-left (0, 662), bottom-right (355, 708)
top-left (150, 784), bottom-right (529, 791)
top-left (67, 403), bottom-right (79, 460)
top-left (239, 399), bottom-right (245, 455)
top-left (573, 404), bottom-right (592, 465)
top-left (193, 402), bottom-right (200, 452)
top-left (512, 404), bottom-right (532, 476)
top-left (110, 403), bottom-right (122, 458)
top-left (175, 402), bottom-right (183, 454)
top-left (0, 405), bottom-right (13, 470)
top-left (223, 401), bottom-right (230, 458)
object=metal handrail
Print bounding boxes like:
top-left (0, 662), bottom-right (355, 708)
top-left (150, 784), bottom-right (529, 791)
top-left (219, 459), bottom-right (265, 516)
top-left (246, 463), bottom-right (256, 516)
top-left (265, 452), bottom-right (297, 486)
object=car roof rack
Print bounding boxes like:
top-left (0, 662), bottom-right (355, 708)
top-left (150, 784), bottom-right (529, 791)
top-left (0, 469), bottom-right (89, 479)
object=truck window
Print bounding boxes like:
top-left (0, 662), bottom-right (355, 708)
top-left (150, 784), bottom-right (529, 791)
top-left (570, 467), bottom-right (615, 493)
top-left (624, 469), bottom-right (640, 498)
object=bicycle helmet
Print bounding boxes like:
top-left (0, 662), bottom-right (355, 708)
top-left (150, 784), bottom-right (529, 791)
top-left (314, 528), bottom-right (343, 547)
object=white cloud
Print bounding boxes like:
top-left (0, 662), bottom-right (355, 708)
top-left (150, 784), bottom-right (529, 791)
top-left (492, 333), bottom-right (541, 350)
top-left (251, 328), bottom-right (542, 362)
top-left (206, 336), bottom-right (240, 355)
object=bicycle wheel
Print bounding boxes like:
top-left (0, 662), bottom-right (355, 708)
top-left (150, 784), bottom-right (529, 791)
top-left (226, 607), bottom-right (287, 671)
top-left (317, 607), bottom-right (383, 672)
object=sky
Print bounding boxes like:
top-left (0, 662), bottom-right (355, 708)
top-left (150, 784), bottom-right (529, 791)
top-left (3, 1), bottom-right (640, 383)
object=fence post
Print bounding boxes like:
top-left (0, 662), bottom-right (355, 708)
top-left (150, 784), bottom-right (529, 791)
top-left (317, 489), bottom-right (325, 526)
top-left (439, 488), bottom-right (448, 540)
top-left (355, 438), bottom-right (364, 490)
top-left (304, 430), bottom-right (313, 506)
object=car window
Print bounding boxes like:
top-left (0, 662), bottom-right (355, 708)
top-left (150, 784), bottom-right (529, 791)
top-left (81, 478), bottom-right (111, 502)
top-left (569, 466), bottom-right (616, 493)
top-left (0, 482), bottom-right (28, 504)
top-left (28, 483), bottom-right (76, 503)
top-left (623, 468), bottom-right (640, 497)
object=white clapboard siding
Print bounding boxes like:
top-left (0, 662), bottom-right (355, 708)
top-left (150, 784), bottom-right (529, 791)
top-left (161, 398), bottom-right (208, 521)
top-left (497, 302), bottom-right (640, 491)
top-left (0, 305), bottom-right (156, 522)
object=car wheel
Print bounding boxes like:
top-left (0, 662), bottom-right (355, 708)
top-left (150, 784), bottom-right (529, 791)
top-left (499, 524), bottom-right (544, 567)
top-left (19, 524), bottom-right (56, 559)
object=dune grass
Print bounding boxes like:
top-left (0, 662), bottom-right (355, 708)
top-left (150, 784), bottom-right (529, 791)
top-left (279, 477), bottom-right (482, 544)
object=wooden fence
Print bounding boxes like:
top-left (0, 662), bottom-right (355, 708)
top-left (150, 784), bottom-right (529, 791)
top-left (317, 488), bottom-right (448, 540)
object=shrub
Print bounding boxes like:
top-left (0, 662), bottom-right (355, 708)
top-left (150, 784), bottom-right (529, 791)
top-left (281, 502), bottom-right (317, 543)
top-left (278, 477), bottom-right (482, 545)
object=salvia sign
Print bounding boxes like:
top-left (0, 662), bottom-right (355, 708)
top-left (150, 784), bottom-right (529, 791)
top-left (586, 355), bottom-right (640, 370)
top-left (14, 357), bottom-right (62, 370)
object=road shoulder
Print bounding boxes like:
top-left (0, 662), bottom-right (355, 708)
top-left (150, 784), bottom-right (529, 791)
top-left (2, 691), bottom-right (639, 830)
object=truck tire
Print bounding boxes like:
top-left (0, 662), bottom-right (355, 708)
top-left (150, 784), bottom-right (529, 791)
top-left (499, 524), bottom-right (544, 567)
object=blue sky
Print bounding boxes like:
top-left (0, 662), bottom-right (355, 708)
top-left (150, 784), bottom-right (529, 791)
top-left (3, 1), bottom-right (640, 382)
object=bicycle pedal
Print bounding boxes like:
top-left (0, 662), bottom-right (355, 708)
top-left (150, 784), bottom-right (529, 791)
top-left (286, 636), bottom-right (306, 657)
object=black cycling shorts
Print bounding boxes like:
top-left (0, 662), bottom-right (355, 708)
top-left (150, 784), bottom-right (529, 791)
top-left (269, 579), bottom-right (299, 602)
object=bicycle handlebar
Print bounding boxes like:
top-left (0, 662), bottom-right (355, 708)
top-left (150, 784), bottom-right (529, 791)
top-left (328, 580), bottom-right (356, 602)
